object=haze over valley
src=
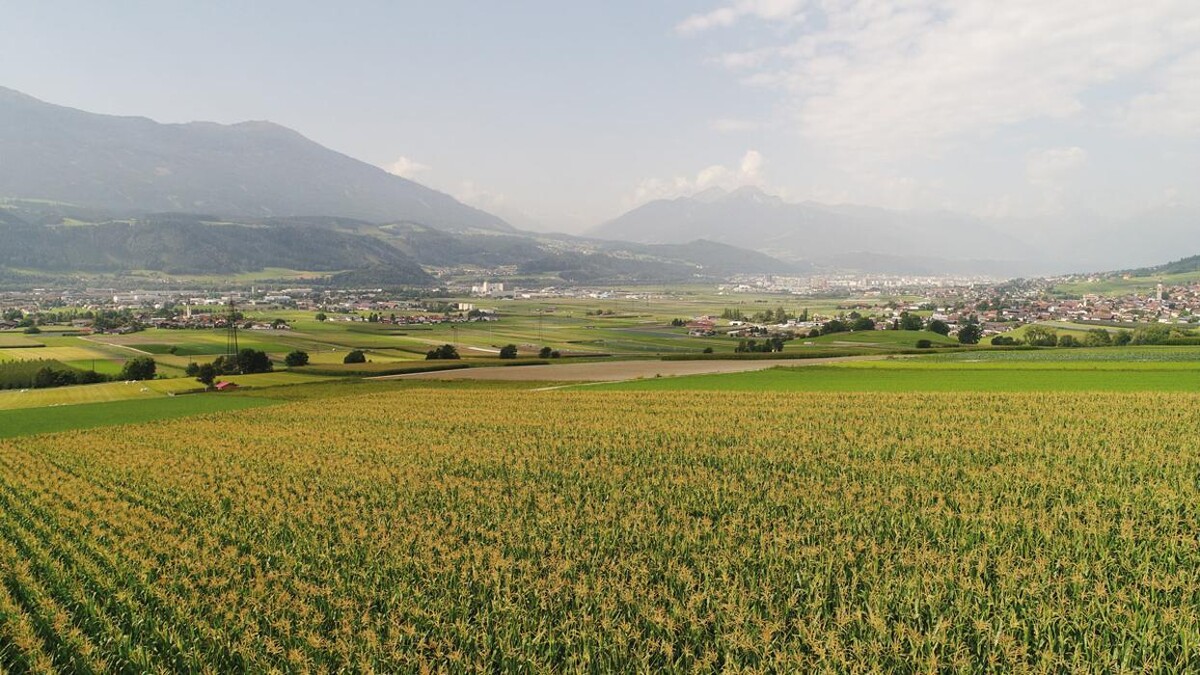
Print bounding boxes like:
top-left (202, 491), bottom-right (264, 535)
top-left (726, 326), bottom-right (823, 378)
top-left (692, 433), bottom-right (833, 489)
top-left (2, 84), bottom-right (1197, 281)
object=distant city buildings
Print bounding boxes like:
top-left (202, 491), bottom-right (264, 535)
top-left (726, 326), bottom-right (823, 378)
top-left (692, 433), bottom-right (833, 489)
top-left (470, 281), bottom-right (506, 296)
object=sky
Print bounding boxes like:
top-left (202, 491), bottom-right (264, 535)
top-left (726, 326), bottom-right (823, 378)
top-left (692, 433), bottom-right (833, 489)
top-left (1, 1), bottom-right (1198, 233)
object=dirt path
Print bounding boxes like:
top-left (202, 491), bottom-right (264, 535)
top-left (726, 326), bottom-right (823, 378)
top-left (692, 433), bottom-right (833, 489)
top-left (79, 336), bottom-right (154, 355)
top-left (373, 355), bottom-right (901, 383)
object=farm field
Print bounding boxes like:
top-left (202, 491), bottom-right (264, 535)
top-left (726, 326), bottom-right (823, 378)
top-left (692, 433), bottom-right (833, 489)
top-left (388, 355), bottom-right (896, 382)
top-left (594, 363), bottom-right (1200, 392)
top-left (0, 371), bottom-right (328, 411)
top-left (0, 388), bottom-right (1198, 670)
top-left (0, 394), bottom-right (276, 439)
top-left (926, 345), bottom-right (1200, 362)
top-left (0, 334), bottom-right (44, 348)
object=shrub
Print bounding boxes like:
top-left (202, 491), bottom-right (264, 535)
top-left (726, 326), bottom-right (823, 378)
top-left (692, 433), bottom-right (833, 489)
top-left (284, 350), bottom-right (310, 367)
top-left (120, 356), bottom-right (157, 381)
top-left (425, 345), bottom-right (460, 360)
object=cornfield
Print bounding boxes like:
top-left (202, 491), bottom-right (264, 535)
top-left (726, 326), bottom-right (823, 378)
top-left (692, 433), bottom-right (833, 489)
top-left (1, 389), bottom-right (1198, 672)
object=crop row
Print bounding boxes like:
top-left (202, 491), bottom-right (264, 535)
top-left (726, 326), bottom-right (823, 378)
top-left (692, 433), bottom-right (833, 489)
top-left (0, 389), bottom-right (1198, 671)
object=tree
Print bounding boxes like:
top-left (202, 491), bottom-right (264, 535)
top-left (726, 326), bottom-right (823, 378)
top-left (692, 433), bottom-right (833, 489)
top-left (1131, 324), bottom-right (1174, 345)
top-left (236, 349), bottom-right (273, 374)
top-left (315, 312), bottom-right (328, 322)
top-left (991, 335), bottom-right (1018, 346)
top-left (915, 339), bottom-right (933, 348)
top-left (120, 356), bottom-right (157, 381)
top-left (926, 319), bottom-right (951, 336)
top-left (499, 344), bottom-right (519, 359)
top-left (196, 363), bottom-right (217, 388)
top-left (1113, 331), bottom-right (1133, 346)
top-left (851, 317), bottom-right (876, 332)
top-left (1023, 326), bottom-right (1059, 347)
top-left (957, 324), bottom-right (983, 345)
top-left (821, 319), bottom-right (849, 335)
top-left (899, 313), bottom-right (924, 331)
top-left (343, 350), bottom-right (367, 364)
top-left (284, 350), bottom-right (310, 367)
top-left (33, 366), bottom-right (58, 389)
top-left (184, 362), bottom-right (200, 377)
top-left (1083, 329), bottom-right (1113, 347)
top-left (538, 346), bottom-right (553, 359)
top-left (1057, 334), bottom-right (1080, 347)
top-left (425, 344), bottom-right (460, 360)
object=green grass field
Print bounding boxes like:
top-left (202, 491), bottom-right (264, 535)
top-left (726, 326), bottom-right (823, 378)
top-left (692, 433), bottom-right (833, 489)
top-left (0, 394), bottom-right (276, 438)
top-left (1053, 270), bottom-right (1200, 295)
top-left (0, 371), bottom-right (332, 410)
top-left (800, 329), bottom-right (957, 348)
top-left (926, 345), bottom-right (1200, 362)
top-left (0, 334), bottom-right (44, 348)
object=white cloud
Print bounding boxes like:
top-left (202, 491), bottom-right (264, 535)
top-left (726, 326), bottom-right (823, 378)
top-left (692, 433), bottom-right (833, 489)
top-left (1122, 50), bottom-right (1200, 136)
top-left (677, 0), bottom-right (804, 35)
top-left (740, 148), bottom-right (763, 178)
top-left (455, 180), bottom-right (507, 210)
top-left (628, 150), bottom-right (767, 205)
top-left (693, 1), bottom-right (1200, 154)
top-left (386, 156), bottom-right (430, 179)
top-left (1026, 146), bottom-right (1088, 187)
top-left (1025, 146), bottom-right (1088, 214)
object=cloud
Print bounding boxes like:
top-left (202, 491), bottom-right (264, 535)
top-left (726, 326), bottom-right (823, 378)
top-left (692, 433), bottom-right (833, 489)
top-left (628, 150), bottom-right (766, 205)
top-left (692, 1), bottom-right (1200, 154)
top-left (1122, 50), bottom-right (1200, 136)
top-left (1026, 146), bottom-right (1088, 187)
top-left (1025, 146), bottom-right (1088, 214)
top-left (386, 156), bottom-right (430, 179)
top-left (740, 149), bottom-right (763, 178)
top-left (677, 0), bottom-right (804, 35)
top-left (455, 180), bottom-right (507, 210)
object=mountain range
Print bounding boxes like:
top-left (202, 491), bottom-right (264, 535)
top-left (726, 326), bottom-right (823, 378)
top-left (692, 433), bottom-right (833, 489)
top-left (590, 186), bottom-right (1041, 274)
top-left (0, 87), bottom-right (809, 285)
top-left (0, 86), bottom-right (508, 231)
top-left (2, 85), bottom-right (1195, 282)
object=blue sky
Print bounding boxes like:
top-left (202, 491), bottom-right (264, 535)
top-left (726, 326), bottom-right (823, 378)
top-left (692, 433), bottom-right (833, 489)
top-left (2, 1), bottom-right (1198, 233)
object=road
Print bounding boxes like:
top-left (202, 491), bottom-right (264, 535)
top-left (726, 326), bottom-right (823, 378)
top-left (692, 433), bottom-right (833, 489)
top-left (372, 355), bottom-right (898, 383)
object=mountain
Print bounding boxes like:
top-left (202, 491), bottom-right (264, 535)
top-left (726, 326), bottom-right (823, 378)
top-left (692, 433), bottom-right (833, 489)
top-left (1118, 253), bottom-right (1200, 278)
top-left (600, 239), bottom-right (805, 276)
top-left (0, 86), bottom-right (510, 231)
top-left (0, 87), bottom-right (825, 284)
top-left (0, 215), bottom-right (431, 282)
top-left (512, 241), bottom-right (794, 284)
top-left (589, 186), bottom-right (1037, 273)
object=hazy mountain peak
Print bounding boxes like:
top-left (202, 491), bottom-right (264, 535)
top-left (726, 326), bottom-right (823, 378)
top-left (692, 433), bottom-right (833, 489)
top-left (0, 86), bottom-right (512, 231)
top-left (690, 186), bottom-right (729, 203)
top-left (589, 185), bottom-right (1037, 273)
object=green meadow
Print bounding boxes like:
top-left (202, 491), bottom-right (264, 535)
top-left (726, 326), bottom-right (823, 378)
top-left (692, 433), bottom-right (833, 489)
top-left (0, 394), bottom-right (276, 439)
